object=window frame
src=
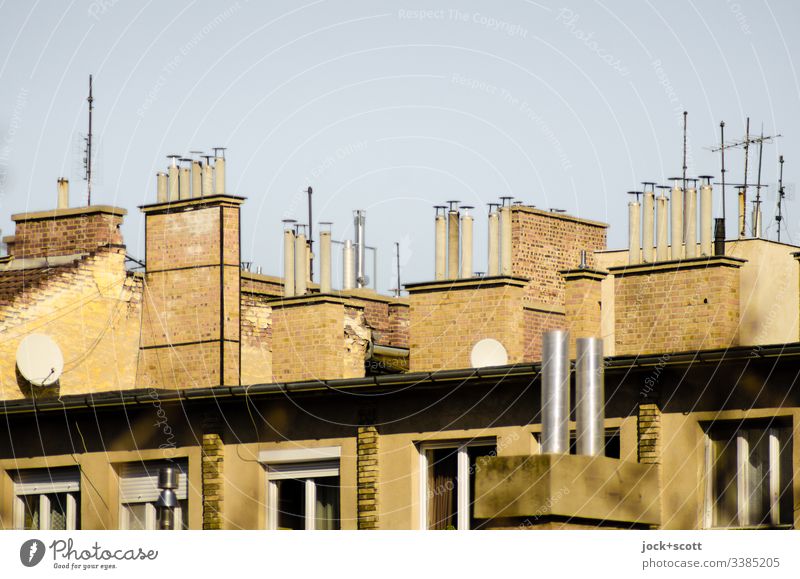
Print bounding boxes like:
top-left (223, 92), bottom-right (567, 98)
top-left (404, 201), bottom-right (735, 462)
top-left (13, 468), bottom-right (80, 530)
top-left (418, 438), bottom-right (496, 531)
top-left (260, 446), bottom-right (342, 531)
top-left (704, 424), bottom-right (792, 529)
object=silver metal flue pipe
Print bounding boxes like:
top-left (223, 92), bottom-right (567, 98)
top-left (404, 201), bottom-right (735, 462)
top-left (541, 329), bottom-right (570, 454)
top-left (354, 210), bottom-right (366, 288)
top-left (575, 337), bottom-right (605, 456)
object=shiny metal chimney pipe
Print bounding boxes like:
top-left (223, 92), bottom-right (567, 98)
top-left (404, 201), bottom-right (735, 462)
top-left (446, 201), bottom-right (460, 279)
top-left (575, 337), bottom-right (604, 456)
top-left (319, 223), bottom-right (332, 293)
top-left (283, 220), bottom-right (296, 298)
top-left (460, 206), bottom-right (474, 278)
top-left (354, 210), bottom-right (366, 288)
top-left (499, 201), bottom-right (512, 275)
top-left (434, 206), bottom-right (446, 280)
top-left (684, 181), bottom-right (698, 258)
top-left (342, 239), bottom-right (355, 290)
top-left (487, 204), bottom-right (500, 276)
top-left (294, 227), bottom-right (308, 295)
top-left (541, 329), bottom-right (570, 454)
top-left (57, 178), bottom-right (69, 209)
top-left (156, 172), bottom-right (168, 203)
top-left (670, 179), bottom-right (683, 259)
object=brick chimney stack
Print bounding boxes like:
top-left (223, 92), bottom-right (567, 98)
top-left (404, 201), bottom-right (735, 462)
top-left (138, 194), bottom-right (243, 389)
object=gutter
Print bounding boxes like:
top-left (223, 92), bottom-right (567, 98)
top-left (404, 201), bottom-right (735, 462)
top-left (2, 343), bottom-right (799, 416)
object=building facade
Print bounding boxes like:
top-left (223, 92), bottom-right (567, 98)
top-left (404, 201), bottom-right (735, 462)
top-left (0, 167), bottom-right (797, 530)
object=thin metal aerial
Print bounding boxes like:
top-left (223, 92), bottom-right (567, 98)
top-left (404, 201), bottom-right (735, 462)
top-left (682, 111), bottom-right (688, 193)
top-left (394, 241), bottom-right (401, 298)
top-left (776, 155), bottom-right (786, 242)
top-left (306, 186), bottom-right (313, 280)
top-left (85, 75), bottom-right (94, 206)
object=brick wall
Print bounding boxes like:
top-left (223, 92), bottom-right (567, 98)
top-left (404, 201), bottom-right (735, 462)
top-left (202, 431), bottom-right (224, 529)
top-left (612, 257), bottom-right (742, 356)
top-left (271, 296), bottom-right (369, 382)
top-left (638, 403), bottom-right (661, 465)
top-left (563, 269), bottom-right (606, 356)
top-left (138, 196), bottom-right (242, 390)
top-left (345, 290), bottom-right (409, 348)
top-left (523, 307), bottom-right (566, 361)
top-left (407, 277), bottom-right (527, 372)
top-left (11, 206), bottom-right (126, 258)
top-left (0, 247), bottom-right (142, 400)
top-left (357, 423), bottom-right (379, 530)
top-left (241, 292), bottom-right (272, 385)
top-left (510, 206), bottom-right (607, 306)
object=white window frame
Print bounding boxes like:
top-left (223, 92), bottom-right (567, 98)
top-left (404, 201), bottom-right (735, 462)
top-left (418, 438), bottom-right (495, 530)
top-left (13, 469), bottom-right (80, 530)
top-left (118, 460), bottom-right (188, 530)
top-left (704, 426), bottom-right (788, 529)
top-left (260, 446), bottom-right (341, 531)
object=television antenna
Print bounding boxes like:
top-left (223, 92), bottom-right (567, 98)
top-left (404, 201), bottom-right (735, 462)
top-left (776, 156), bottom-right (786, 242)
top-left (84, 75), bottom-right (94, 206)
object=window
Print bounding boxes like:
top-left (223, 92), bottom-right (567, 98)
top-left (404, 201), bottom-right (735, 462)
top-left (261, 447), bottom-right (341, 530)
top-left (119, 459), bottom-right (188, 530)
top-left (13, 468), bottom-right (80, 530)
top-left (419, 439), bottom-right (496, 530)
top-left (705, 423), bottom-right (793, 529)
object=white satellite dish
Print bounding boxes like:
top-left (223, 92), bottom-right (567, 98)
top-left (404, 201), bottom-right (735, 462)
top-left (16, 334), bottom-right (64, 386)
top-left (470, 338), bottom-right (508, 368)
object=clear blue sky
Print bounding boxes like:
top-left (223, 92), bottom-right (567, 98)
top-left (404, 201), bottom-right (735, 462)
top-left (1, 0), bottom-right (798, 292)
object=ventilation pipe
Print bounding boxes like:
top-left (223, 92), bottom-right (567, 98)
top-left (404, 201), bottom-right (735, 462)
top-left (737, 186), bottom-right (746, 239)
top-left (670, 179), bottom-right (683, 259)
top-left (202, 156), bottom-right (213, 195)
top-left (541, 329), bottom-right (570, 454)
top-left (642, 184), bottom-right (655, 262)
top-left (460, 206), bottom-right (474, 278)
top-left (628, 197), bottom-right (641, 265)
top-left (752, 204), bottom-right (762, 239)
top-left (354, 210), bottom-right (366, 288)
top-left (684, 181), bottom-right (697, 258)
top-left (57, 178), bottom-right (69, 209)
top-left (214, 148), bottom-right (226, 194)
top-left (499, 199), bottom-right (513, 276)
top-left (575, 337), bottom-right (604, 456)
top-left (319, 223), bottom-right (332, 294)
top-left (191, 160), bottom-right (202, 199)
top-left (434, 206), bottom-right (446, 281)
top-left (714, 218), bottom-right (726, 256)
top-left (487, 204), bottom-right (500, 276)
top-left (447, 201), bottom-right (460, 280)
top-left (179, 161), bottom-right (191, 200)
top-left (342, 239), bottom-right (356, 290)
top-left (294, 226), bottom-right (308, 296)
top-left (156, 172), bottom-right (168, 203)
top-left (282, 220), bottom-right (296, 298)
top-left (167, 155), bottom-right (180, 201)
top-left (655, 186), bottom-right (669, 261)
top-left (699, 176), bottom-right (713, 255)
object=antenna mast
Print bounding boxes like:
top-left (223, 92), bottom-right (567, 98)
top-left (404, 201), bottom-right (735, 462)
top-left (395, 241), bottom-right (401, 298)
top-left (776, 155), bottom-right (786, 242)
top-left (85, 75), bottom-right (94, 206)
top-left (752, 128), bottom-right (766, 237)
top-left (719, 122), bottom-right (727, 222)
top-left (682, 111), bottom-right (688, 193)
top-left (306, 186), bottom-right (313, 280)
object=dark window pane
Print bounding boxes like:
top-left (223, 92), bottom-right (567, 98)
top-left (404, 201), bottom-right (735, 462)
top-left (315, 477), bottom-right (340, 530)
top-left (21, 495), bottom-right (40, 530)
top-left (47, 493), bottom-right (68, 530)
top-left (711, 435), bottom-right (738, 528)
top-left (427, 448), bottom-right (457, 530)
top-left (468, 445), bottom-right (496, 530)
top-left (277, 478), bottom-right (305, 530)
top-left (778, 428), bottom-right (793, 525)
